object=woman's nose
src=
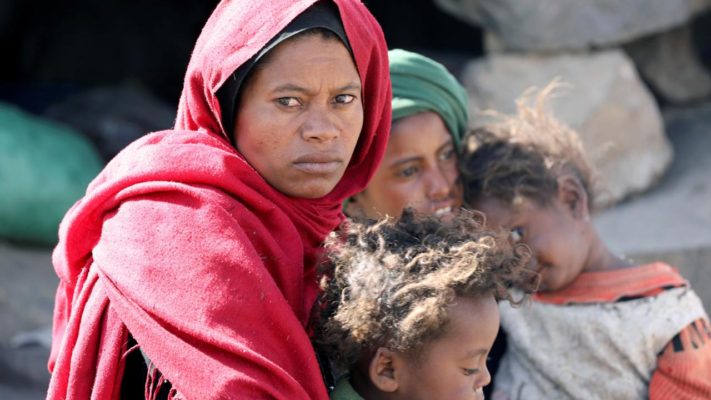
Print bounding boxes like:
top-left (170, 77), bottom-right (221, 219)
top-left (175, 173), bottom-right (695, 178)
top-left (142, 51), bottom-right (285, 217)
top-left (427, 166), bottom-right (454, 200)
top-left (302, 109), bottom-right (339, 142)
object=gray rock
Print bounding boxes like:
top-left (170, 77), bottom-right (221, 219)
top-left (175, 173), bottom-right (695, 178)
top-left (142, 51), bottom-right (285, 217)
top-left (0, 344), bottom-right (50, 390)
top-left (11, 326), bottom-right (52, 350)
top-left (625, 24), bottom-right (711, 104)
top-left (0, 384), bottom-right (45, 400)
top-left (435, 0), bottom-right (702, 52)
top-left (462, 49), bottom-right (673, 207)
top-left (0, 242), bottom-right (56, 342)
top-left (595, 102), bottom-right (711, 311)
top-left (0, 242), bottom-right (55, 395)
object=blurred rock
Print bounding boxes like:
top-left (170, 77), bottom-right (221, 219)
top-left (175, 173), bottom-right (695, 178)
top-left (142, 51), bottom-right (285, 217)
top-left (0, 241), bottom-right (55, 395)
top-left (435, 0), bottom-right (703, 52)
top-left (0, 344), bottom-right (50, 390)
top-left (0, 242), bottom-right (56, 341)
top-left (625, 25), bottom-right (711, 104)
top-left (0, 384), bottom-right (45, 400)
top-left (595, 102), bottom-right (711, 311)
top-left (692, 0), bottom-right (711, 13)
top-left (462, 49), bottom-right (673, 207)
top-left (11, 326), bottom-right (52, 350)
top-left (44, 85), bottom-right (175, 161)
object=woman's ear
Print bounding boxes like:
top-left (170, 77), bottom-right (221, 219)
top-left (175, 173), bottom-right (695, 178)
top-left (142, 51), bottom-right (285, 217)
top-left (368, 347), bottom-right (400, 393)
top-left (556, 175), bottom-right (589, 221)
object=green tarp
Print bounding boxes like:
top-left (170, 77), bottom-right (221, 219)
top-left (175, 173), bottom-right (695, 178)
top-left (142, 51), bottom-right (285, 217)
top-left (0, 102), bottom-right (103, 245)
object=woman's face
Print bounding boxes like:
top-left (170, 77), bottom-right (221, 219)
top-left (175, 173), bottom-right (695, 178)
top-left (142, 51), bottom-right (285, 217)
top-left (349, 111), bottom-right (461, 218)
top-left (234, 34), bottom-right (364, 199)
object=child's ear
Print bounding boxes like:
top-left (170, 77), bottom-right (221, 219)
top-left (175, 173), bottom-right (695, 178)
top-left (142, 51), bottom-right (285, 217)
top-left (368, 347), bottom-right (399, 393)
top-left (556, 175), bottom-right (589, 221)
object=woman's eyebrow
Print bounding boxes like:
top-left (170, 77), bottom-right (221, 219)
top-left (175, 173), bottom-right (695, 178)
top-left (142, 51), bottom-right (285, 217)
top-left (389, 156), bottom-right (421, 168)
top-left (272, 82), bottom-right (362, 94)
top-left (272, 83), bottom-right (312, 94)
top-left (337, 82), bottom-right (362, 92)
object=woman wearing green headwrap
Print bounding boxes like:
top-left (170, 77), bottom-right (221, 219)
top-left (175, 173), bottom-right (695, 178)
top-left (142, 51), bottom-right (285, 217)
top-left (346, 48), bottom-right (469, 219)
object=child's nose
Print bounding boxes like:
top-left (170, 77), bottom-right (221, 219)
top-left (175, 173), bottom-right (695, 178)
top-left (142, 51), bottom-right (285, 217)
top-left (476, 367), bottom-right (492, 391)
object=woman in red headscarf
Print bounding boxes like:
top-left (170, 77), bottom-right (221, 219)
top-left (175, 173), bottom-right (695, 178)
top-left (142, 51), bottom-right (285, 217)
top-left (46, 1), bottom-right (391, 399)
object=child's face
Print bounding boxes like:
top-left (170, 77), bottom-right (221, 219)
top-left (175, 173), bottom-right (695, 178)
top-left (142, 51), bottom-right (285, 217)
top-left (393, 295), bottom-right (498, 400)
top-left (472, 195), bottom-right (590, 292)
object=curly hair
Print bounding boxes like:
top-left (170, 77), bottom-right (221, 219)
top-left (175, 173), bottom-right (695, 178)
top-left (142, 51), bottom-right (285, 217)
top-left (460, 82), bottom-right (596, 211)
top-left (312, 209), bottom-right (537, 371)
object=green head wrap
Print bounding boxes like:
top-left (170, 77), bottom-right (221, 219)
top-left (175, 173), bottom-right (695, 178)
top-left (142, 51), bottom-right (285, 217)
top-left (389, 49), bottom-right (469, 150)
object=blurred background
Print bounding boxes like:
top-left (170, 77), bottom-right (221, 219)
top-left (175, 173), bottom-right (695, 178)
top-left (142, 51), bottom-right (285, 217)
top-left (1, 1), bottom-right (710, 398)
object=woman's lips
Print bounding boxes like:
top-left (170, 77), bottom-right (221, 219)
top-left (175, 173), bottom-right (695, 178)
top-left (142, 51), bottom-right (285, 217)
top-left (292, 154), bottom-right (343, 174)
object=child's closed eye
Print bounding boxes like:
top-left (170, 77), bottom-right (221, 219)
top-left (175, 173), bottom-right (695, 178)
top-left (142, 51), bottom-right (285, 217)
top-left (462, 368), bottom-right (480, 376)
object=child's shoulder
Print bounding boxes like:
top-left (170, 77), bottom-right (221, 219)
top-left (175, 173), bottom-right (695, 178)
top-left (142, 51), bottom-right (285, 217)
top-left (534, 261), bottom-right (688, 305)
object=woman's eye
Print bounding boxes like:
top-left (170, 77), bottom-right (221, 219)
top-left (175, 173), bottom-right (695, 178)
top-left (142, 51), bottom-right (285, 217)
top-left (511, 226), bottom-right (525, 242)
top-left (276, 97), bottom-right (301, 107)
top-left (397, 166), bottom-right (419, 178)
top-left (462, 368), bottom-right (479, 376)
top-left (334, 94), bottom-right (356, 104)
top-left (439, 146), bottom-right (456, 161)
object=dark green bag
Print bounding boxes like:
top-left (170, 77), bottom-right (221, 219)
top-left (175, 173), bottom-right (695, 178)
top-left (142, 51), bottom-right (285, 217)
top-left (0, 103), bottom-right (103, 245)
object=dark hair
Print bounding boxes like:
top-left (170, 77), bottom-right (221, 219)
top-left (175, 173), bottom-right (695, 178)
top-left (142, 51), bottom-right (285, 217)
top-left (312, 209), bottom-right (537, 370)
top-left (253, 28), bottom-right (341, 70)
top-left (460, 83), bottom-right (595, 210)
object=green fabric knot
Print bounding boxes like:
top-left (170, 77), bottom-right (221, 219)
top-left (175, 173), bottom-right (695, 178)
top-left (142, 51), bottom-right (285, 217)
top-left (389, 48), bottom-right (469, 150)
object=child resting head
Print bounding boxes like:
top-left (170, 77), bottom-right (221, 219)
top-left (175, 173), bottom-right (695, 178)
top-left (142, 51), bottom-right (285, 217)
top-left (460, 83), bottom-right (632, 292)
top-left (313, 209), bottom-right (537, 400)
top-left (459, 84), bottom-right (711, 399)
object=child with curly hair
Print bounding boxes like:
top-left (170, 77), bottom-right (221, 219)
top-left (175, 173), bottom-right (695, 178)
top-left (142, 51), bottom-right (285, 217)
top-left (312, 209), bottom-right (537, 400)
top-left (460, 84), bottom-right (711, 399)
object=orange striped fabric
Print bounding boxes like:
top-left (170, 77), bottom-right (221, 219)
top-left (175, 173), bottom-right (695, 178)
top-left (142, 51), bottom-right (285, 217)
top-left (533, 262), bottom-right (686, 305)
top-left (650, 318), bottom-right (711, 399)
top-left (533, 262), bottom-right (711, 399)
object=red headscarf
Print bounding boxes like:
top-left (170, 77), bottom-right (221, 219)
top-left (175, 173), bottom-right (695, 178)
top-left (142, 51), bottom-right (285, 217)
top-left (46, 1), bottom-right (391, 399)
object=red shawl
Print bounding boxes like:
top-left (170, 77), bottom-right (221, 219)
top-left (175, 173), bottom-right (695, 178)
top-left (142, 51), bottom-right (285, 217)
top-left (46, 1), bottom-right (391, 399)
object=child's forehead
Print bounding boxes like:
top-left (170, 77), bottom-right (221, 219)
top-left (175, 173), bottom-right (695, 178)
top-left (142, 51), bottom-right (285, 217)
top-left (432, 296), bottom-right (500, 350)
top-left (473, 195), bottom-right (537, 226)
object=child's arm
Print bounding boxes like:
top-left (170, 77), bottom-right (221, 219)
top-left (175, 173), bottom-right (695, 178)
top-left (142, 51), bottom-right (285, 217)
top-left (649, 318), bottom-right (711, 399)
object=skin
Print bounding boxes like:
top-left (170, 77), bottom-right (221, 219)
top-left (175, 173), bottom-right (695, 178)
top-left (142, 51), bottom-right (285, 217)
top-left (233, 34), bottom-right (364, 199)
top-left (353, 295), bottom-right (499, 400)
top-left (348, 111), bottom-right (461, 218)
top-left (471, 176), bottom-right (630, 292)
